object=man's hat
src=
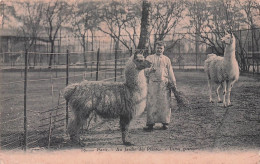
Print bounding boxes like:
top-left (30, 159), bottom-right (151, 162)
top-left (155, 40), bottom-right (166, 47)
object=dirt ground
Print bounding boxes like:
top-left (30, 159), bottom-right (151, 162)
top-left (49, 71), bottom-right (260, 151)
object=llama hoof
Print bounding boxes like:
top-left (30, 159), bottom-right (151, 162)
top-left (227, 103), bottom-right (233, 107)
top-left (209, 101), bottom-right (214, 103)
top-left (70, 137), bottom-right (79, 143)
top-left (79, 142), bottom-right (86, 147)
top-left (143, 126), bottom-right (153, 132)
top-left (161, 125), bottom-right (168, 130)
top-left (123, 141), bottom-right (134, 146)
top-left (70, 137), bottom-right (85, 147)
top-left (218, 100), bottom-right (223, 103)
top-left (71, 140), bottom-right (86, 147)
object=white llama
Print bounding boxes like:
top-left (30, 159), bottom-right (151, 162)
top-left (63, 50), bottom-right (152, 146)
top-left (204, 32), bottom-right (239, 107)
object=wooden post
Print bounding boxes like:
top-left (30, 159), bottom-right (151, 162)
top-left (115, 41), bottom-right (118, 82)
top-left (66, 49), bottom-right (69, 128)
top-left (130, 47), bottom-right (132, 57)
top-left (91, 62), bottom-right (93, 79)
top-left (195, 32), bottom-right (199, 70)
top-left (251, 28), bottom-right (255, 75)
top-left (105, 60), bottom-right (107, 79)
top-left (24, 49), bottom-right (28, 151)
top-left (120, 53), bottom-right (123, 76)
top-left (55, 60), bottom-right (58, 78)
top-left (51, 74), bottom-right (54, 106)
top-left (115, 50), bottom-right (117, 82)
top-left (48, 112), bottom-right (52, 149)
top-left (178, 41), bottom-right (181, 69)
top-left (96, 48), bottom-right (100, 81)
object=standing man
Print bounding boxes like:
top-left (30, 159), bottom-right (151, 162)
top-left (144, 41), bottom-right (177, 131)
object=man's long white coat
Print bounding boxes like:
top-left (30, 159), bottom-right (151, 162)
top-left (145, 54), bottom-right (176, 124)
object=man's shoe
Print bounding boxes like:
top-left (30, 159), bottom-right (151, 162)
top-left (143, 126), bottom-right (153, 132)
top-left (162, 125), bottom-right (168, 130)
top-left (162, 123), bottom-right (168, 130)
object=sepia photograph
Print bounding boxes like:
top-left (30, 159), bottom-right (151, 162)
top-left (0, 0), bottom-right (259, 163)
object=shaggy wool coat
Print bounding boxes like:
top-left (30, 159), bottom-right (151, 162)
top-left (145, 54), bottom-right (176, 125)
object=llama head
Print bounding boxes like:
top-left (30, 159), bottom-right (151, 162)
top-left (133, 50), bottom-right (152, 70)
top-left (221, 31), bottom-right (235, 45)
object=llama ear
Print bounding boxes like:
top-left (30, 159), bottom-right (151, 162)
top-left (134, 50), bottom-right (139, 59)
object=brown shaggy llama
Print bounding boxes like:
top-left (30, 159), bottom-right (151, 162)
top-left (63, 51), bottom-right (152, 146)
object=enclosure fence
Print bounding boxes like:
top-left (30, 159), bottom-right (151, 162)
top-left (1, 28), bottom-right (260, 150)
top-left (0, 49), bottom-right (130, 150)
top-left (1, 29), bottom-right (259, 73)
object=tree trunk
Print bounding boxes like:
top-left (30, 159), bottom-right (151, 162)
top-left (83, 41), bottom-right (87, 68)
top-left (34, 39), bottom-right (37, 66)
top-left (49, 40), bottom-right (55, 68)
top-left (137, 0), bottom-right (151, 57)
top-left (91, 30), bottom-right (94, 51)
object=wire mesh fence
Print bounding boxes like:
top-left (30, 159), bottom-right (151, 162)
top-left (0, 49), bottom-right (129, 150)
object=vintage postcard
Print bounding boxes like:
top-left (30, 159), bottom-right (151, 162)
top-left (0, 0), bottom-right (259, 163)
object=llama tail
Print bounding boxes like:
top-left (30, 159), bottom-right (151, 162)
top-left (204, 54), bottom-right (216, 71)
top-left (206, 53), bottom-right (217, 59)
top-left (63, 83), bottom-right (79, 101)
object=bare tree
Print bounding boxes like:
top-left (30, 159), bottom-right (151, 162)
top-left (185, 0), bottom-right (223, 55)
top-left (71, 1), bottom-right (101, 67)
top-left (42, 0), bottom-right (71, 68)
top-left (239, 0), bottom-right (260, 50)
top-left (98, 1), bottom-right (131, 51)
top-left (219, 0), bottom-right (253, 72)
top-left (185, 0), bottom-right (253, 71)
top-left (17, 2), bottom-right (45, 66)
top-left (186, 0), bottom-right (246, 52)
top-left (150, 0), bottom-right (185, 52)
top-left (185, 0), bottom-right (212, 68)
top-left (137, 0), bottom-right (152, 54)
top-left (0, 1), bottom-right (18, 29)
top-left (122, 1), bottom-right (142, 49)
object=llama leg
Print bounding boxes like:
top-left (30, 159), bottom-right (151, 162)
top-left (208, 80), bottom-right (213, 103)
top-left (120, 114), bottom-right (133, 146)
top-left (227, 81), bottom-right (234, 106)
top-left (68, 113), bottom-right (85, 145)
top-left (216, 84), bottom-right (223, 103)
top-left (222, 81), bottom-right (227, 107)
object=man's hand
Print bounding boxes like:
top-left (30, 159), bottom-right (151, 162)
top-left (168, 82), bottom-right (177, 91)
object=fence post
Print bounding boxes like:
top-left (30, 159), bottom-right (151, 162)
top-left (130, 47), bottom-right (132, 56)
top-left (105, 60), bottom-right (107, 79)
top-left (48, 112), bottom-right (52, 149)
top-left (178, 41), bottom-right (181, 69)
top-left (24, 49), bottom-right (28, 151)
top-left (115, 42), bottom-right (118, 82)
top-left (251, 27), bottom-right (255, 75)
top-left (91, 62), bottom-right (93, 79)
top-left (96, 48), bottom-right (100, 81)
top-left (120, 53), bottom-right (123, 76)
top-left (66, 49), bottom-right (69, 128)
top-left (195, 32), bottom-right (199, 70)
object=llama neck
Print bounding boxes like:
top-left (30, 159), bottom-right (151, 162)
top-left (224, 40), bottom-right (236, 61)
top-left (125, 69), bottom-right (146, 90)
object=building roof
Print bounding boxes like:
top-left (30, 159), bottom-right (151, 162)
top-left (0, 28), bottom-right (19, 37)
